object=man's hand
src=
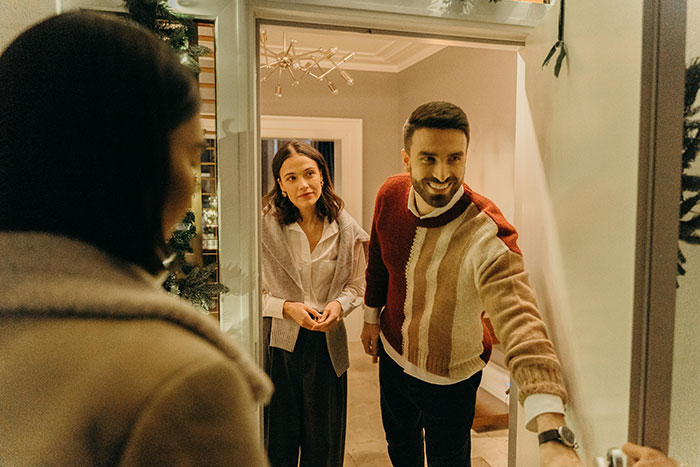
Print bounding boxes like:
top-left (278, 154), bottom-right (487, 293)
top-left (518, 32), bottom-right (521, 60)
top-left (622, 443), bottom-right (679, 467)
top-left (536, 413), bottom-right (583, 467)
top-left (282, 301), bottom-right (321, 330)
top-left (539, 440), bottom-right (583, 467)
top-left (361, 322), bottom-right (380, 363)
top-left (313, 300), bottom-right (342, 332)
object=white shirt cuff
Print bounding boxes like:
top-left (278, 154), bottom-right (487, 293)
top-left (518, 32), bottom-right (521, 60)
top-left (364, 305), bottom-right (381, 324)
top-left (523, 394), bottom-right (566, 432)
top-left (265, 296), bottom-right (286, 320)
top-left (335, 296), bottom-right (352, 315)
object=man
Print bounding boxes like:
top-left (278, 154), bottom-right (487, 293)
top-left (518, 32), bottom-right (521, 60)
top-left (361, 101), bottom-right (582, 466)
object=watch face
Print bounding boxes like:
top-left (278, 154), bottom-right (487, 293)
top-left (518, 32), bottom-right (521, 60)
top-left (558, 426), bottom-right (576, 446)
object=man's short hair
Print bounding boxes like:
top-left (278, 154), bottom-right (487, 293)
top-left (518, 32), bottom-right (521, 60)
top-left (402, 101), bottom-right (470, 152)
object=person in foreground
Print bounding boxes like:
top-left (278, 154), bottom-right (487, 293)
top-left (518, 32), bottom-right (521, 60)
top-left (361, 101), bottom-right (582, 466)
top-left (261, 141), bottom-right (369, 466)
top-left (0, 12), bottom-right (271, 466)
top-left (622, 443), bottom-right (680, 467)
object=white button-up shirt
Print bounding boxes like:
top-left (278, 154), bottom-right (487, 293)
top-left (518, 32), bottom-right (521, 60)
top-left (264, 219), bottom-right (367, 318)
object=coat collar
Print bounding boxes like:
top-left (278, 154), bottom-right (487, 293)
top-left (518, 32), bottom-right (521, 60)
top-left (0, 231), bottom-right (273, 403)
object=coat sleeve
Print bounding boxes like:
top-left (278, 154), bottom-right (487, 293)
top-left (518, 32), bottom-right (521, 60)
top-left (119, 359), bottom-right (269, 467)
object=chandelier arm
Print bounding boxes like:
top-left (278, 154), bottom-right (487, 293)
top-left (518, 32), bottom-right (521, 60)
top-left (295, 49), bottom-right (324, 59)
top-left (286, 67), bottom-right (297, 84)
top-left (260, 66), bottom-right (278, 83)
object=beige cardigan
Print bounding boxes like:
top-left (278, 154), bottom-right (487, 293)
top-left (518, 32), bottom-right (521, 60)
top-left (0, 232), bottom-right (273, 466)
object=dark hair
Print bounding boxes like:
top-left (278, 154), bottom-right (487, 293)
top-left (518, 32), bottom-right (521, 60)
top-left (0, 12), bottom-right (200, 274)
top-left (402, 101), bottom-right (470, 152)
top-left (262, 140), bottom-right (343, 225)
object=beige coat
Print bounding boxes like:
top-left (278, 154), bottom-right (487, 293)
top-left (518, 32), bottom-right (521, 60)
top-left (0, 232), bottom-right (273, 466)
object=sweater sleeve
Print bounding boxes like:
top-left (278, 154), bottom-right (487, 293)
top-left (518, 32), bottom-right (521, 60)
top-left (475, 247), bottom-right (568, 405)
top-left (364, 192), bottom-right (389, 308)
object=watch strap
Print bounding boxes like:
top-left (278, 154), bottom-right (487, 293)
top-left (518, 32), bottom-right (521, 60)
top-left (538, 429), bottom-right (560, 445)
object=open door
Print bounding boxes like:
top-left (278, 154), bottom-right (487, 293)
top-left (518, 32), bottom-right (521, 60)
top-left (56, 0), bottom-right (690, 463)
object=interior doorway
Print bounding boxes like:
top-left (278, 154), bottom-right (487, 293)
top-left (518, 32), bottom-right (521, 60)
top-left (258, 21), bottom-right (516, 467)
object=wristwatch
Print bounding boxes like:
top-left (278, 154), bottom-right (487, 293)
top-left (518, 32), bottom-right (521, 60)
top-left (538, 426), bottom-right (578, 449)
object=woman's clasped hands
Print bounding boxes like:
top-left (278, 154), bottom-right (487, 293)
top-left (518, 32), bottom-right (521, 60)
top-left (282, 300), bottom-right (342, 332)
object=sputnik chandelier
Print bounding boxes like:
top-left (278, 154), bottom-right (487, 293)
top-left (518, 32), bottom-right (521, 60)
top-left (260, 30), bottom-right (356, 97)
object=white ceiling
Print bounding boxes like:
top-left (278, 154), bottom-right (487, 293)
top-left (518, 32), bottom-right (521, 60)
top-left (260, 24), bottom-right (448, 74)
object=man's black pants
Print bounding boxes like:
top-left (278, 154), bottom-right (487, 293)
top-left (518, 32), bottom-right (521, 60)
top-left (378, 343), bottom-right (482, 467)
top-left (264, 326), bottom-right (347, 467)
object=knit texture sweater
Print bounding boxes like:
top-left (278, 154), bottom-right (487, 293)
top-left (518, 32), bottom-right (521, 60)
top-left (365, 174), bottom-right (567, 403)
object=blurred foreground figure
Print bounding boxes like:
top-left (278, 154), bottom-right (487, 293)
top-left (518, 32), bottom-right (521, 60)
top-left (0, 12), bottom-right (271, 466)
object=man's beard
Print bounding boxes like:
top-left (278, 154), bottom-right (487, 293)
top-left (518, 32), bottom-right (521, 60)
top-left (411, 176), bottom-right (460, 208)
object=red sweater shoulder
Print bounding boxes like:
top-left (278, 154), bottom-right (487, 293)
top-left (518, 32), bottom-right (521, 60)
top-left (465, 185), bottom-right (521, 255)
top-left (376, 173), bottom-right (411, 202)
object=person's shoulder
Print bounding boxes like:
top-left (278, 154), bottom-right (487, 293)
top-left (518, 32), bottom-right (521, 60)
top-left (377, 173), bottom-right (411, 200)
top-left (464, 185), bottom-right (521, 255)
top-left (337, 210), bottom-right (369, 241)
top-left (112, 319), bottom-right (232, 369)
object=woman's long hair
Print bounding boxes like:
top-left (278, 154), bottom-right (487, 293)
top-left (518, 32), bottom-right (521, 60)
top-left (262, 141), bottom-right (343, 225)
top-left (0, 12), bottom-right (200, 274)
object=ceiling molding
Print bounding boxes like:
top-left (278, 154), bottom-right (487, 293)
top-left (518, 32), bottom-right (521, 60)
top-left (261, 25), bottom-right (449, 73)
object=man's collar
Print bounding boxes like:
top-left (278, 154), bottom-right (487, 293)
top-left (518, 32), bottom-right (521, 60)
top-left (407, 185), bottom-right (465, 219)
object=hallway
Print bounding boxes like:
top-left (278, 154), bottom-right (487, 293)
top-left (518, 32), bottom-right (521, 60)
top-left (344, 341), bottom-right (508, 467)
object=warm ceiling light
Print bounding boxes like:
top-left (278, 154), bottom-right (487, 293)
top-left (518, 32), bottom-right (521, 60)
top-left (259, 30), bottom-right (355, 97)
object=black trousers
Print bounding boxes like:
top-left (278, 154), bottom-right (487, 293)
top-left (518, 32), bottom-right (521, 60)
top-left (378, 343), bottom-right (482, 467)
top-left (264, 325), bottom-right (347, 467)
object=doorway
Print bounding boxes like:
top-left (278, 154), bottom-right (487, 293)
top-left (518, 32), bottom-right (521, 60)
top-left (258, 22), bottom-right (516, 466)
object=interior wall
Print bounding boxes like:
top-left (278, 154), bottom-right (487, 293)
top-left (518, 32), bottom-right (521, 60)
top-left (669, 1), bottom-right (700, 463)
top-left (0, 0), bottom-right (57, 51)
top-left (514, 1), bottom-right (643, 463)
top-left (260, 69), bottom-right (402, 231)
top-left (397, 46), bottom-right (518, 221)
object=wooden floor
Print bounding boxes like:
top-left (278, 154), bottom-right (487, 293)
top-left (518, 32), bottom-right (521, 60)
top-left (344, 341), bottom-right (509, 467)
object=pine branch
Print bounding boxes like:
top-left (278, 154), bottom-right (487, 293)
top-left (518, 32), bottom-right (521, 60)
top-left (681, 174), bottom-right (700, 192)
top-left (680, 192), bottom-right (700, 218)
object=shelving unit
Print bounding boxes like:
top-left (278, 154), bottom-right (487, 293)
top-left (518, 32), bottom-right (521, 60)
top-left (196, 21), bottom-right (221, 321)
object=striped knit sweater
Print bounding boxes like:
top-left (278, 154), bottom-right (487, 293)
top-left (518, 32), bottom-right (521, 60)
top-left (365, 173), bottom-right (567, 403)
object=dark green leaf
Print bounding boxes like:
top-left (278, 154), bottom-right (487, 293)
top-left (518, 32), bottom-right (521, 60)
top-left (542, 41), bottom-right (560, 68)
top-left (554, 44), bottom-right (567, 78)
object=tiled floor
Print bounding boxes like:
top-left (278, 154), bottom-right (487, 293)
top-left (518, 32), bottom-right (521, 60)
top-left (345, 341), bottom-right (508, 467)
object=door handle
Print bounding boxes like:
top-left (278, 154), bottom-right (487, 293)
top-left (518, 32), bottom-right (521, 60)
top-left (594, 447), bottom-right (625, 467)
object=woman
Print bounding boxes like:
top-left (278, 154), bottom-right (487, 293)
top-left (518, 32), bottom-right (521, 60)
top-left (261, 141), bottom-right (369, 467)
top-left (0, 12), bottom-right (271, 466)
